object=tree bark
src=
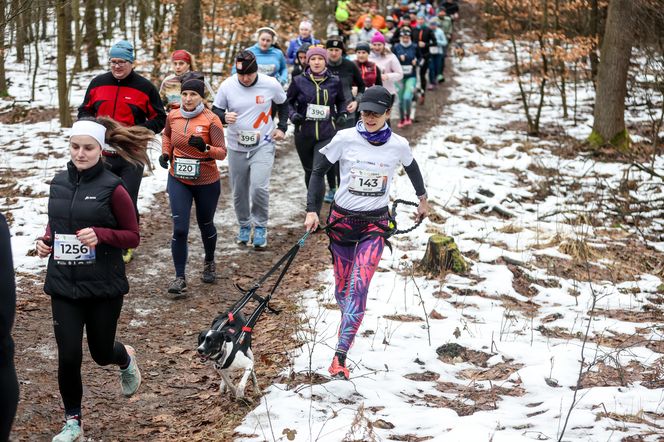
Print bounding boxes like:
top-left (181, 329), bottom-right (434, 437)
top-left (590, 0), bottom-right (635, 150)
top-left (64, 0), bottom-right (73, 54)
top-left (56, 0), bottom-right (73, 127)
top-left (0, 0), bottom-right (7, 97)
top-left (12, 0), bottom-right (26, 62)
top-left (175, 0), bottom-right (202, 54)
top-left (83, 0), bottom-right (100, 70)
top-left (72, 0), bottom-right (82, 72)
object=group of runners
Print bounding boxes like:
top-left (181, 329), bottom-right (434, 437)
top-left (0, 1), bottom-right (461, 440)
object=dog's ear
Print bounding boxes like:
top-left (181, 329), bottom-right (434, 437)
top-left (224, 334), bottom-right (233, 343)
top-left (197, 331), bottom-right (206, 346)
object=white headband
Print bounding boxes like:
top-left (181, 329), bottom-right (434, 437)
top-left (70, 120), bottom-right (108, 150)
top-left (299, 20), bottom-right (312, 30)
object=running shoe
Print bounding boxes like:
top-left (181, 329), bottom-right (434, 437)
top-left (120, 345), bottom-right (142, 397)
top-left (253, 227), bottom-right (267, 248)
top-left (122, 248), bottom-right (134, 264)
top-left (397, 119), bottom-right (406, 129)
top-left (328, 355), bottom-right (350, 380)
top-left (418, 94), bottom-right (425, 105)
top-left (427, 84), bottom-right (435, 91)
top-left (404, 118), bottom-right (413, 126)
top-left (437, 74), bottom-right (445, 82)
top-left (323, 188), bottom-right (337, 203)
top-left (167, 277), bottom-right (187, 299)
top-left (236, 226), bottom-right (251, 245)
top-left (52, 418), bottom-right (83, 442)
top-left (202, 260), bottom-right (216, 283)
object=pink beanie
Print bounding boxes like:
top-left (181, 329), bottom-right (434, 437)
top-left (306, 46), bottom-right (328, 64)
top-left (371, 33), bottom-right (386, 44)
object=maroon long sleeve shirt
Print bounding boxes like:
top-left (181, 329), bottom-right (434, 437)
top-left (44, 185), bottom-right (140, 249)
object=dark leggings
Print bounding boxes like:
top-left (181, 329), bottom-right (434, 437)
top-left (167, 174), bottom-right (220, 278)
top-left (104, 155), bottom-right (144, 221)
top-left (51, 295), bottom-right (129, 417)
top-left (294, 132), bottom-right (336, 190)
top-left (419, 56), bottom-right (430, 91)
top-left (0, 356), bottom-right (18, 441)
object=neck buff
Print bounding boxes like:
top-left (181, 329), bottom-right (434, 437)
top-left (356, 120), bottom-right (392, 144)
top-left (400, 41), bottom-right (413, 48)
top-left (180, 102), bottom-right (205, 119)
top-left (305, 67), bottom-right (327, 80)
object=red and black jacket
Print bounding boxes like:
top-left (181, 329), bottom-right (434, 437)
top-left (78, 70), bottom-right (166, 134)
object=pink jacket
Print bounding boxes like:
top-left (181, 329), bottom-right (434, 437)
top-left (369, 51), bottom-right (403, 95)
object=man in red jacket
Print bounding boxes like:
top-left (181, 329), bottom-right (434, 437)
top-left (78, 40), bottom-right (166, 263)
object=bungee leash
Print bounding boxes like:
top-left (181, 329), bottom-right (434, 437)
top-left (215, 232), bottom-right (311, 345)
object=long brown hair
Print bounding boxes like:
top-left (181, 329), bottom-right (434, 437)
top-left (95, 116), bottom-right (154, 167)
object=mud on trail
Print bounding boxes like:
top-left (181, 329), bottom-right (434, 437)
top-left (9, 77), bottom-right (451, 440)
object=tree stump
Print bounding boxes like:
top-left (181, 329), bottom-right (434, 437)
top-left (419, 234), bottom-right (468, 275)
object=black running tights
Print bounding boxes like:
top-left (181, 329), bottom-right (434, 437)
top-left (51, 296), bottom-right (129, 416)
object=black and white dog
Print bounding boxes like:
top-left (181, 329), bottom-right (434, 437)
top-left (197, 311), bottom-right (259, 399)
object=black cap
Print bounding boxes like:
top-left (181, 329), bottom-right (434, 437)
top-left (326, 38), bottom-right (345, 51)
top-left (181, 79), bottom-right (205, 97)
top-left (235, 50), bottom-right (258, 74)
top-left (359, 86), bottom-right (393, 114)
top-left (356, 42), bottom-right (370, 53)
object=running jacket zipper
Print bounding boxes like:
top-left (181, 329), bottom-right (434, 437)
top-left (68, 175), bottom-right (81, 297)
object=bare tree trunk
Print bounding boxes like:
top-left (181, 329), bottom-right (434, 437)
top-left (590, 0), bottom-right (634, 150)
top-left (72, 0), bottom-right (83, 72)
top-left (84, 0), bottom-right (100, 69)
top-left (0, 0), bottom-right (7, 97)
top-left (151, 0), bottom-right (165, 79)
top-left (119, 0), bottom-right (127, 37)
top-left (30, 13), bottom-right (39, 101)
top-left (64, 0), bottom-right (73, 54)
top-left (175, 0), bottom-right (202, 54)
top-left (138, 0), bottom-right (148, 42)
top-left (12, 0), bottom-right (26, 62)
top-left (589, 0), bottom-right (600, 88)
top-left (56, 0), bottom-right (73, 127)
top-left (104, 0), bottom-right (116, 40)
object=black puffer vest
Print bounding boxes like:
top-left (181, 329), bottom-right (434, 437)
top-left (44, 160), bottom-right (129, 299)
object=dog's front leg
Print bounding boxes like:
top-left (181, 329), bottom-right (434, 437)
top-left (251, 370), bottom-right (260, 395)
top-left (236, 364), bottom-right (255, 399)
top-left (219, 370), bottom-right (236, 397)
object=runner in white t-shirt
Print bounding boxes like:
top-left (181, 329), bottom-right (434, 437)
top-left (303, 86), bottom-right (430, 380)
top-left (212, 50), bottom-right (288, 248)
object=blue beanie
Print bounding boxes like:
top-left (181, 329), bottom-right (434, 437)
top-left (109, 40), bottom-right (134, 63)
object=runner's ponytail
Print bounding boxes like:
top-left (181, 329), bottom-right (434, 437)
top-left (95, 116), bottom-right (153, 168)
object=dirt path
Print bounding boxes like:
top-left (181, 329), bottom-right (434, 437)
top-left (10, 69), bottom-right (453, 441)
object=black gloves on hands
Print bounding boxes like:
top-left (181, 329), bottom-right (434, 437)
top-left (291, 113), bottom-right (304, 125)
top-left (159, 154), bottom-right (170, 169)
top-left (335, 113), bottom-right (349, 126)
top-left (188, 135), bottom-right (208, 152)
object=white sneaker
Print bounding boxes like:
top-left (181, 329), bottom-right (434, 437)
top-left (120, 345), bottom-right (142, 397)
top-left (52, 419), bottom-right (83, 442)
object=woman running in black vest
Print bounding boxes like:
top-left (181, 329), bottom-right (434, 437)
top-left (36, 118), bottom-right (152, 442)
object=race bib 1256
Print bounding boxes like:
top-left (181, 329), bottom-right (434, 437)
top-left (54, 233), bottom-right (96, 265)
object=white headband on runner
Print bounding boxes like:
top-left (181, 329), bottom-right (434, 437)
top-left (70, 120), bottom-right (108, 150)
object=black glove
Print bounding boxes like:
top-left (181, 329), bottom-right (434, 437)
top-left (335, 112), bottom-right (349, 126)
top-left (159, 154), bottom-right (170, 169)
top-left (188, 135), bottom-right (208, 152)
top-left (291, 113), bottom-right (304, 125)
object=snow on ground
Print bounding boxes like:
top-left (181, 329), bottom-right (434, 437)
top-left (2, 20), bottom-right (664, 442)
top-left (234, 35), bottom-right (664, 442)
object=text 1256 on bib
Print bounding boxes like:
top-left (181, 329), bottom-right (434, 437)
top-left (238, 130), bottom-right (260, 148)
top-left (306, 103), bottom-right (331, 121)
top-left (53, 233), bottom-right (96, 265)
top-left (348, 168), bottom-right (388, 196)
top-left (174, 157), bottom-right (201, 179)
